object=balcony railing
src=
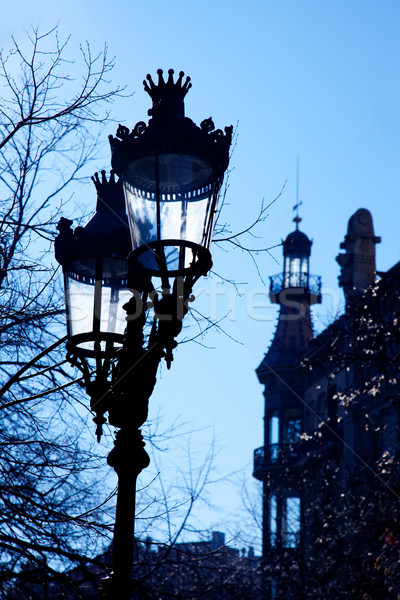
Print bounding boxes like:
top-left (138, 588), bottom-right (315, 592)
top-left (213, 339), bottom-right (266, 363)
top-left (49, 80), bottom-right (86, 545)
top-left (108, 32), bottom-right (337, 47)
top-left (253, 442), bottom-right (300, 474)
top-left (254, 429), bottom-right (342, 477)
top-left (269, 273), bottom-right (322, 297)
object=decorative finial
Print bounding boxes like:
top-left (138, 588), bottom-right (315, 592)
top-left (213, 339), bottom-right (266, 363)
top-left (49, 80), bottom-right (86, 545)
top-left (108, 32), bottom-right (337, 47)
top-left (143, 69), bottom-right (192, 120)
top-left (293, 156), bottom-right (302, 229)
top-left (109, 70), bottom-right (232, 180)
top-left (143, 68), bottom-right (191, 99)
top-left (293, 215), bottom-right (302, 230)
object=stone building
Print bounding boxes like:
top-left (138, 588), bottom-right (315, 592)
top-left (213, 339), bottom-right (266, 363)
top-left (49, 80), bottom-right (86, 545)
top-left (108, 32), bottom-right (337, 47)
top-left (254, 210), bottom-right (400, 599)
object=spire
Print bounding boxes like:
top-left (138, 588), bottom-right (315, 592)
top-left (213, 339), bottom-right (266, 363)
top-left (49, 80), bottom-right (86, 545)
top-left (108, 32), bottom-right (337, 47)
top-left (293, 156), bottom-right (302, 228)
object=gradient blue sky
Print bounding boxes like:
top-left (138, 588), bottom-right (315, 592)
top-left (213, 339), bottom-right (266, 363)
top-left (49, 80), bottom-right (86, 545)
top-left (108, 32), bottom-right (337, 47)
top-left (3, 1), bottom-right (400, 550)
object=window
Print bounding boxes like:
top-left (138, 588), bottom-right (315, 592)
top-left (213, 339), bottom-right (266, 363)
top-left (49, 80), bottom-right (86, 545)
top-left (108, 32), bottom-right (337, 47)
top-left (269, 494), bottom-right (301, 548)
top-left (283, 409), bottom-right (302, 445)
top-left (269, 414), bottom-right (279, 461)
top-left (283, 496), bottom-right (301, 548)
top-left (284, 253), bottom-right (309, 288)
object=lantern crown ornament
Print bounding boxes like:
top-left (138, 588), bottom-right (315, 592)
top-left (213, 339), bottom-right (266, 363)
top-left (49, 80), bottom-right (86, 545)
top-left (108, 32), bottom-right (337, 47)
top-left (55, 170), bottom-right (131, 265)
top-left (143, 68), bottom-right (192, 120)
top-left (109, 69), bottom-right (232, 280)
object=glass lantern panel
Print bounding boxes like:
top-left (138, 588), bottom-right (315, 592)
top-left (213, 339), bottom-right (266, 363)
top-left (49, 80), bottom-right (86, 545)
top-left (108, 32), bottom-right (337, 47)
top-left (99, 285), bottom-right (131, 335)
top-left (124, 185), bottom-right (158, 251)
top-left (64, 256), bottom-right (129, 351)
top-left (65, 274), bottom-right (95, 338)
top-left (158, 187), bottom-right (212, 244)
top-left (123, 153), bottom-right (217, 273)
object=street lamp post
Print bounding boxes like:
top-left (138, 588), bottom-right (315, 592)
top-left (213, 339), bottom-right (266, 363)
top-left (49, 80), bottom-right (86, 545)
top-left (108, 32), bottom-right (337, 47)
top-left (55, 69), bottom-right (232, 598)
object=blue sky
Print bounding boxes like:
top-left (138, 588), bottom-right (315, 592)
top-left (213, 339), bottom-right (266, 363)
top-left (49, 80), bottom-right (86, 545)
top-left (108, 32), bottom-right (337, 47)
top-left (3, 1), bottom-right (400, 550)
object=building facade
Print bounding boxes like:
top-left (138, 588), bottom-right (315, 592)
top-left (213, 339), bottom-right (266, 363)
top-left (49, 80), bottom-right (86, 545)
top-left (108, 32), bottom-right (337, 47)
top-left (254, 210), bottom-right (400, 599)
top-left (7, 531), bottom-right (261, 599)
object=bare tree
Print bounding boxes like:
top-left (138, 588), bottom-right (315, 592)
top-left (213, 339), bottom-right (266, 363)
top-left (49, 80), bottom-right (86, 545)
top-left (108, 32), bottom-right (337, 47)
top-left (0, 26), bottom-right (123, 357)
top-left (0, 26), bottom-right (126, 597)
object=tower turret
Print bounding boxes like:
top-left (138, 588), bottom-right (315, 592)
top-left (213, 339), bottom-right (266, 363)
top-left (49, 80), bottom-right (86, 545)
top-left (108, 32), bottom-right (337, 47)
top-left (254, 218), bottom-right (321, 573)
top-left (258, 219), bottom-right (321, 375)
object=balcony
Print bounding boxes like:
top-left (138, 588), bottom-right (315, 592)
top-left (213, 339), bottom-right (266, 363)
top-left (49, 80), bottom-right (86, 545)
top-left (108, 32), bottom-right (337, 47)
top-left (269, 273), bottom-right (322, 299)
top-left (253, 443), bottom-right (300, 479)
top-left (253, 429), bottom-right (342, 480)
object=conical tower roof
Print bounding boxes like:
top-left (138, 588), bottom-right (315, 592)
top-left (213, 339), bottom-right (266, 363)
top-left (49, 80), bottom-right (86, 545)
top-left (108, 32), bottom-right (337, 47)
top-left (283, 228), bottom-right (312, 255)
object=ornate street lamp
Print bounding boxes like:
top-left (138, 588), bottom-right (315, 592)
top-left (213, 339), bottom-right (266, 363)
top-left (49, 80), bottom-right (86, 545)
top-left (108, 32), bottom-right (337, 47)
top-left (55, 69), bottom-right (232, 599)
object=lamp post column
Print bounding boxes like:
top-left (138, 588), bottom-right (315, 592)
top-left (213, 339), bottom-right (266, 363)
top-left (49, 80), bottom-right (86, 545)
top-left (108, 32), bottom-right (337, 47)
top-left (107, 427), bottom-right (149, 599)
top-left (105, 279), bottom-right (168, 599)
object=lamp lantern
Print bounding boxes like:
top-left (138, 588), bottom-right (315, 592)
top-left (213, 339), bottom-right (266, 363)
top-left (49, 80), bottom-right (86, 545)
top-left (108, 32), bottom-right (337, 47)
top-left (109, 69), bottom-right (232, 282)
top-left (55, 171), bottom-right (132, 437)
